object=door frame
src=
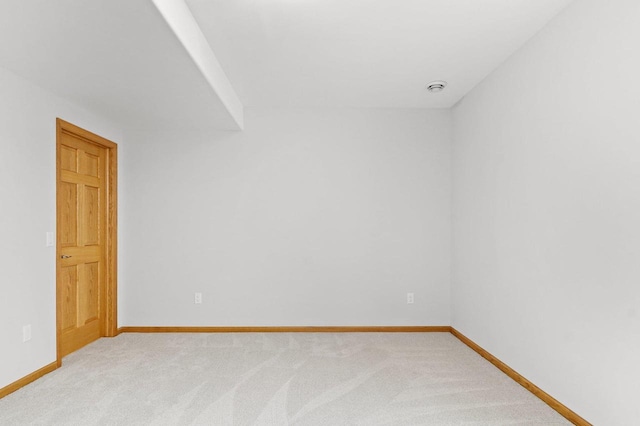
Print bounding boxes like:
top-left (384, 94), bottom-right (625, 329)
top-left (56, 118), bottom-right (118, 366)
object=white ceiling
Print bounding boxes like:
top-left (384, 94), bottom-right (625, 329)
top-left (0, 0), bottom-right (574, 130)
top-left (0, 0), bottom-right (239, 130)
top-left (187, 0), bottom-right (574, 109)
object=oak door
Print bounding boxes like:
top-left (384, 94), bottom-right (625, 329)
top-left (57, 131), bottom-right (107, 358)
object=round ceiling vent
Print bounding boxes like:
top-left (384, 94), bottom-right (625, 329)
top-left (426, 80), bottom-right (447, 93)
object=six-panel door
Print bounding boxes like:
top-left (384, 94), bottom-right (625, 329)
top-left (57, 132), bottom-right (107, 357)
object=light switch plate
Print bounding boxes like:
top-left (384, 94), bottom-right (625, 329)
top-left (46, 232), bottom-right (54, 247)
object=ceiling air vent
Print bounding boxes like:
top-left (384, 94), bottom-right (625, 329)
top-left (426, 81), bottom-right (447, 93)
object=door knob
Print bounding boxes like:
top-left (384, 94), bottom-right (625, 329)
top-left (61, 255), bottom-right (72, 259)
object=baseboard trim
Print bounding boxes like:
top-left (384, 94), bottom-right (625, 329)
top-left (119, 325), bottom-right (452, 333)
top-left (0, 361), bottom-right (58, 399)
top-left (450, 328), bottom-right (590, 426)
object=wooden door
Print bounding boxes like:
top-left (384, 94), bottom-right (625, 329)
top-left (57, 120), bottom-right (117, 359)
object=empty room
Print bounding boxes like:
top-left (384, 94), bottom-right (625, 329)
top-left (0, 0), bottom-right (638, 424)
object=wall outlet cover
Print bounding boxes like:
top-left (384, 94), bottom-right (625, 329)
top-left (23, 324), bottom-right (32, 342)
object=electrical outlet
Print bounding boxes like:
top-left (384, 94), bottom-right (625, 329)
top-left (23, 325), bottom-right (32, 342)
top-left (407, 293), bottom-right (414, 304)
top-left (194, 292), bottom-right (202, 304)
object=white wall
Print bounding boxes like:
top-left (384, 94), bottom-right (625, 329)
top-left (0, 65), bottom-right (123, 389)
top-left (121, 108), bottom-right (451, 327)
top-left (451, 0), bottom-right (640, 424)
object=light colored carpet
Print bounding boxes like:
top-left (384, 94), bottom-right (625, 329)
top-left (0, 333), bottom-right (570, 425)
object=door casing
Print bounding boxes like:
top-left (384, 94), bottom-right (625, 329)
top-left (56, 118), bottom-right (118, 366)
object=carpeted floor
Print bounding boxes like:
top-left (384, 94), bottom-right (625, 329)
top-left (0, 332), bottom-right (570, 425)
